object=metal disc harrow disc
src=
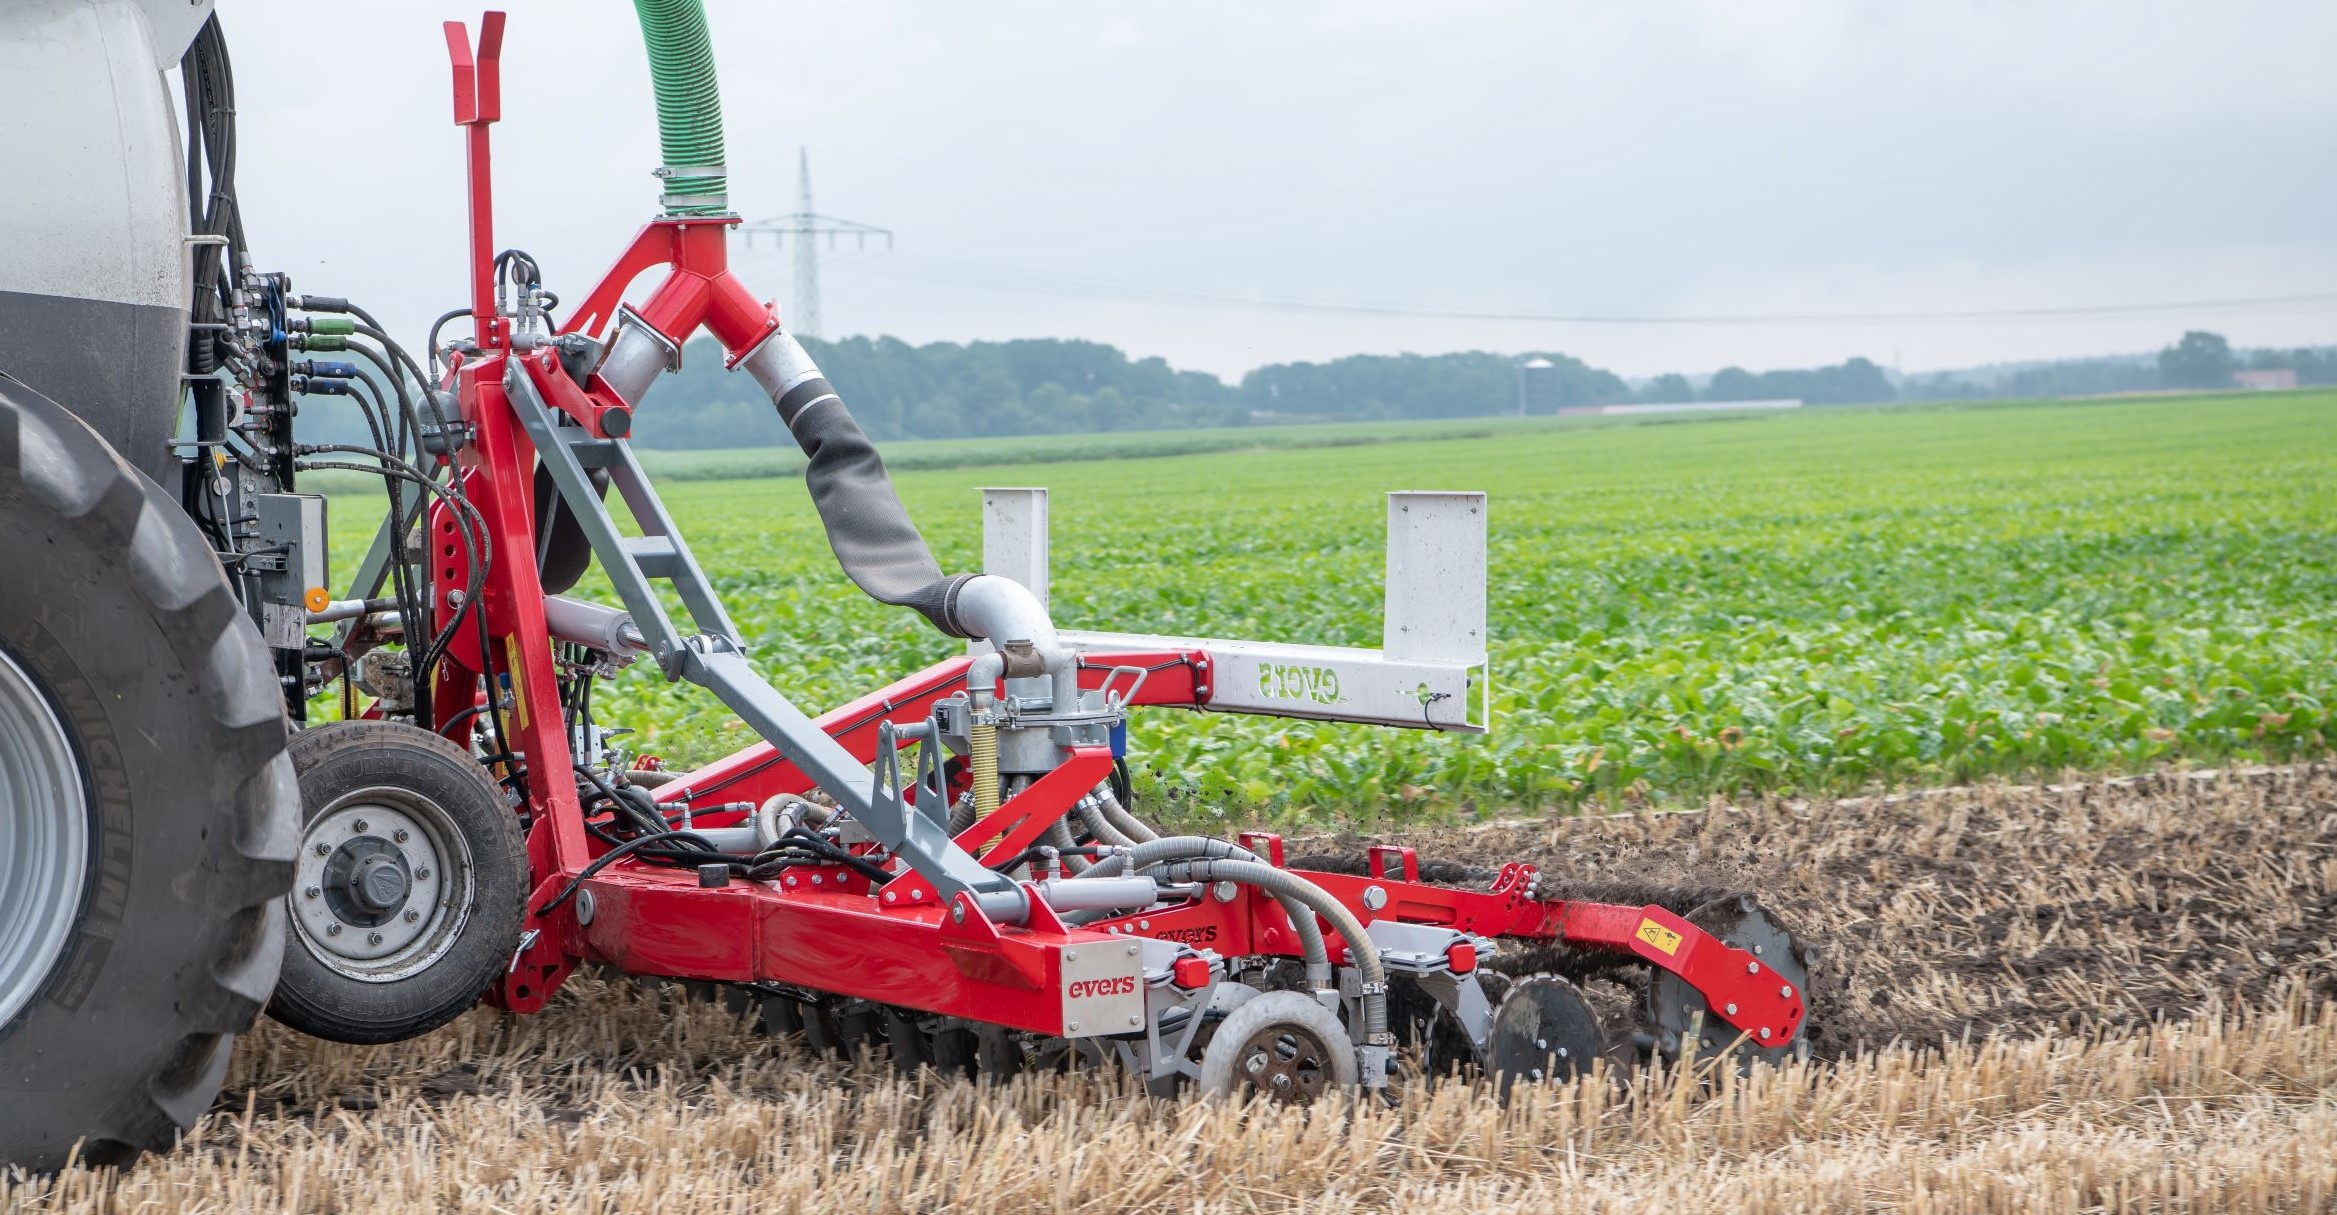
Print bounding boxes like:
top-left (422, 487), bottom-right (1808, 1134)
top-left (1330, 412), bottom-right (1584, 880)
top-left (1420, 971), bottom-right (1511, 1079)
top-left (1645, 894), bottom-right (1813, 1068)
top-left (1484, 975), bottom-right (1605, 1101)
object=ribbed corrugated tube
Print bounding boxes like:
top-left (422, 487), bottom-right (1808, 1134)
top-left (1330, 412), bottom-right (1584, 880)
top-left (632, 0), bottom-right (729, 215)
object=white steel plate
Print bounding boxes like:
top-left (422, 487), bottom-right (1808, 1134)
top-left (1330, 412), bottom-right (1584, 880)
top-left (1064, 630), bottom-right (1486, 733)
top-left (1058, 939), bottom-right (1147, 1038)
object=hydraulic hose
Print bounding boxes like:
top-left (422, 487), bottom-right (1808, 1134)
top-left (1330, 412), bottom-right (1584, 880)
top-left (632, 0), bottom-right (729, 215)
top-left (1153, 858), bottom-right (1388, 1050)
top-left (1040, 816), bottom-right (1092, 875)
top-left (1094, 782), bottom-right (1158, 843)
top-left (1082, 837), bottom-right (1329, 978)
top-left (1072, 794), bottom-right (1136, 847)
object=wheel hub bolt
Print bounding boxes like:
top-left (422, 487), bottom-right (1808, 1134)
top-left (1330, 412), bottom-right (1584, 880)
top-left (326, 923), bottom-right (342, 936)
top-left (393, 829), bottom-right (410, 844)
top-left (353, 819), bottom-right (368, 833)
top-left (313, 842), bottom-right (331, 856)
top-left (304, 885), bottom-right (321, 899)
top-left (415, 867), bottom-right (431, 880)
top-left (404, 909), bottom-right (421, 923)
top-left (1271, 1073), bottom-right (1291, 1090)
top-left (367, 932), bottom-right (383, 946)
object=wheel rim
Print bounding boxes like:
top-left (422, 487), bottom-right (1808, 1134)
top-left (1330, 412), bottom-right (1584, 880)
top-left (290, 783), bottom-right (476, 982)
top-left (0, 643), bottom-right (89, 1029)
top-left (1233, 1021), bottom-right (1337, 1103)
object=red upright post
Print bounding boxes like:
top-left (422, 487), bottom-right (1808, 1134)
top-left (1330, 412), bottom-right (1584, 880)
top-left (444, 12), bottom-right (506, 348)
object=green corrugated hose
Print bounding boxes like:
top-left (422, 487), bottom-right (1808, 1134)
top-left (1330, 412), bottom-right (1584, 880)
top-left (633, 0), bottom-right (729, 215)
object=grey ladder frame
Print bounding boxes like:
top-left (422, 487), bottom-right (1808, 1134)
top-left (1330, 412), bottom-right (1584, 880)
top-left (505, 363), bottom-right (1025, 919)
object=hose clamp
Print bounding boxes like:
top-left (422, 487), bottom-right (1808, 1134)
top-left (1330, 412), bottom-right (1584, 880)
top-left (659, 191), bottom-right (730, 212)
top-left (652, 163), bottom-right (728, 179)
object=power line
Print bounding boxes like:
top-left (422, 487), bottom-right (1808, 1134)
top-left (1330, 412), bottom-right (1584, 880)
top-left (827, 252), bottom-right (2337, 327)
top-left (735, 149), bottom-right (894, 339)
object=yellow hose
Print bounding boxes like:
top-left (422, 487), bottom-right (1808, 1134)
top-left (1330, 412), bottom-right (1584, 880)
top-left (969, 720), bottom-right (1000, 854)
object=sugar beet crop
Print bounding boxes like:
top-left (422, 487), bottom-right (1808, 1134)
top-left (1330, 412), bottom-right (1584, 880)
top-left (12, 767), bottom-right (2333, 1213)
top-left (374, 391), bottom-right (2337, 818)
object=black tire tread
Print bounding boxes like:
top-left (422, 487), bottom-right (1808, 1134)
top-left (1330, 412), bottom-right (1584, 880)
top-left (266, 719), bottom-right (524, 1045)
top-left (0, 372), bottom-right (297, 1172)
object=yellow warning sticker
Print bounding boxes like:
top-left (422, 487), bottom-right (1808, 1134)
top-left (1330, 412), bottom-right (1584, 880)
top-left (1635, 918), bottom-right (1683, 956)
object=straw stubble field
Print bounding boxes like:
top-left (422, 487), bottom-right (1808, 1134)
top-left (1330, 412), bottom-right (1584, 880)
top-left (10, 767), bottom-right (2334, 1212)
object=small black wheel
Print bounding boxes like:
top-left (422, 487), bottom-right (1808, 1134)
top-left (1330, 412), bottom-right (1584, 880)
top-left (268, 720), bottom-right (524, 1044)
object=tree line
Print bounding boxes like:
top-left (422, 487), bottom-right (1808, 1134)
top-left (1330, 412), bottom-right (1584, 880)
top-left (288, 329), bottom-right (2328, 453)
top-left (626, 337), bottom-right (1908, 449)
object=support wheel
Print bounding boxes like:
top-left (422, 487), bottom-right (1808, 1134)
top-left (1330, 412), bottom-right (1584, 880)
top-left (269, 720), bottom-right (524, 1044)
top-left (1196, 990), bottom-right (1358, 1104)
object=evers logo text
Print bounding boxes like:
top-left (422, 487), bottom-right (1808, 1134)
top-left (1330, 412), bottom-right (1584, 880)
top-left (1065, 975), bottom-right (1138, 1000)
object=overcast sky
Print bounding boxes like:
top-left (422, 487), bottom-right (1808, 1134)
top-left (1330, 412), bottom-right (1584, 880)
top-left (224, 1), bottom-right (2336, 380)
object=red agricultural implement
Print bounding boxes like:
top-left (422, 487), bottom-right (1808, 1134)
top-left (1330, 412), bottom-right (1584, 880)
top-left (0, 1), bottom-right (1807, 1169)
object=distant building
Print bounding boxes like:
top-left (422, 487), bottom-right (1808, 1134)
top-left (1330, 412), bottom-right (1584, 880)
top-left (2235, 369), bottom-right (2298, 390)
top-left (1517, 358), bottom-right (1561, 414)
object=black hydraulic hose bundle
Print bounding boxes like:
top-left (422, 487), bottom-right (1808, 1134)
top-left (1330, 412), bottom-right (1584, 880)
top-left (180, 15), bottom-right (245, 376)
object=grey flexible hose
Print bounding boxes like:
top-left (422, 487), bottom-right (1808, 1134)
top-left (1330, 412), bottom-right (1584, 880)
top-left (1153, 858), bottom-right (1388, 1047)
top-left (1040, 816), bottom-right (1091, 875)
top-left (1080, 837), bottom-right (1330, 976)
top-left (1073, 793), bottom-right (1138, 847)
top-left (1095, 783), bottom-right (1158, 843)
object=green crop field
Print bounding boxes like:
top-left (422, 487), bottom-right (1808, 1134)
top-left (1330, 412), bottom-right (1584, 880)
top-left (325, 390), bottom-right (2337, 824)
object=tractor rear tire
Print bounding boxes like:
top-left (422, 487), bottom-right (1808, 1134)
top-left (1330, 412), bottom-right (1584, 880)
top-left (0, 373), bottom-right (297, 1171)
top-left (268, 720), bottom-right (525, 1045)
